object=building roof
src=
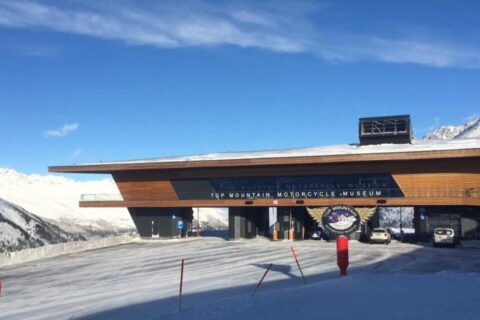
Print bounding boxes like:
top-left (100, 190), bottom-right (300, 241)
top-left (49, 138), bottom-right (480, 173)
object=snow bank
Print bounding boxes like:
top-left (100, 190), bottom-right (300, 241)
top-left (0, 234), bottom-right (137, 267)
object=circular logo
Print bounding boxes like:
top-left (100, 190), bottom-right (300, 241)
top-left (322, 205), bottom-right (360, 235)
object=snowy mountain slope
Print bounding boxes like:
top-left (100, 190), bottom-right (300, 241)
top-left (423, 117), bottom-right (480, 140)
top-left (193, 208), bottom-right (228, 230)
top-left (0, 168), bottom-right (135, 234)
top-left (378, 207), bottom-right (413, 228)
top-left (0, 168), bottom-right (228, 235)
top-left (0, 197), bottom-right (83, 252)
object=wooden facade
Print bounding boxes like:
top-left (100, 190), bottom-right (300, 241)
top-left (49, 148), bottom-right (480, 209)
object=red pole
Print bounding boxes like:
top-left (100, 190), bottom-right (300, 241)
top-left (252, 263), bottom-right (273, 296)
top-left (0, 281), bottom-right (2, 296)
top-left (178, 259), bottom-right (185, 311)
top-left (336, 236), bottom-right (349, 277)
top-left (291, 247), bottom-right (307, 285)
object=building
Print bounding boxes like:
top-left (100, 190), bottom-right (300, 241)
top-left (49, 116), bottom-right (480, 240)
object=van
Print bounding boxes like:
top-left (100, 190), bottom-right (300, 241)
top-left (433, 228), bottom-right (455, 247)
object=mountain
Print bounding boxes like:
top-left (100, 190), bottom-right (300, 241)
top-left (0, 197), bottom-right (84, 252)
top-left (0, 168), bottom-right (228, 236)
top-left (423, 117), bottom-right (480, 140)
top-left (0, 168), bottom-right (227, 252)
top-left (0, 168), bottom-right (135, 235)
top-left (193, 208), bottom-right (228, 230)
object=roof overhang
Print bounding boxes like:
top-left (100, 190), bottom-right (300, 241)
top-left (49, 147), bottom-right (480, 174)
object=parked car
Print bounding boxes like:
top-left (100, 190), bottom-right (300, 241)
top-left (370, 228), bottom-right (391, 244)
top-left (308, 227), bottom-right (330, 241)
top-left (433, 228), bottom-right (456, 247)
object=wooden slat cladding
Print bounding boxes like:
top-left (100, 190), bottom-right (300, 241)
top-left (113, 173), bottom-right (178, 201)
top-left (49, 148), bottom-right (480, 173)
top-left (393, 172), bottom-right (480, 199)
top-left (103, 158), bottom-right (480, 207)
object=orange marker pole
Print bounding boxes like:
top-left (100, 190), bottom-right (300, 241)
top-left (291, 247), bottom-right (307, 285)
top-left (252, 263), bottom-right (273, 296)
top-left (178, 259), bottom-right (185, 311)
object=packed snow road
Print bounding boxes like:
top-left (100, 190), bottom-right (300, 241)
top-left (1, 238), bottom-right (480, 320)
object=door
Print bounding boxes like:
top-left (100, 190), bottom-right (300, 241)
top-left (151, 219), bottom-right (159, 237)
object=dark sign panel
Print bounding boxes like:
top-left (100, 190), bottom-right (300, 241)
top-left (172, 174), bottom-right (404, 200)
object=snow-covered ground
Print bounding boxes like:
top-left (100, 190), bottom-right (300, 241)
top-left (1, 238), bottom-right (479, 320)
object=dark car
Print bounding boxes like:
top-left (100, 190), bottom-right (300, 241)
top-left (307, 227), bottom-right (330, 241)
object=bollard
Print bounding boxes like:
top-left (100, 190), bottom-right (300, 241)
top-left (336, 236), bottom-right (349, 277)
top-left (273, 224), bottom-right (278, 241)
top-left (196, 227), bottom-right (200, 237)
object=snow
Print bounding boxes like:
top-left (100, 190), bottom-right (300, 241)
top-left (0, 168), bottom-right (134, 234)
top-left (192, 207), bottom-right (228, 230)
top-left (71, 137), bottom-right (480, 166)
top-left (459, 118), bottom-right (480, 138)
top-left (0, 197), bottom-right (83, 252)
top-left (0, 238), bottom-right (479, 320)
top-left (0, 168), bottom-right (228, 236)
top-left (379, 207), bottom-right (414, 228)
top-left (423, 117), bottom-right (480, 140)
top-left (0, 234), bottom-right (136, 267)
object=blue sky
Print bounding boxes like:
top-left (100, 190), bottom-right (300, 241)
top-left (0, 0), bottom-right (479, 178)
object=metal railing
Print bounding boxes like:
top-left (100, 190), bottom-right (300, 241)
top-left (80, 194), bottom-right (124, 201)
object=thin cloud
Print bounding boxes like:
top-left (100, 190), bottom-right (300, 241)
top-left (70, 148), bottom-right (83, 158)
top-left (1, 0), bottom-right (480, 68)
top-left (45, 123), bottom-right (79, 137)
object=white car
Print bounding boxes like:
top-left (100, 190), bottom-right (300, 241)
top-left (433, 228), bottom-right (455, 247)
top-left (370, 228), bottom-right (391, 244)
